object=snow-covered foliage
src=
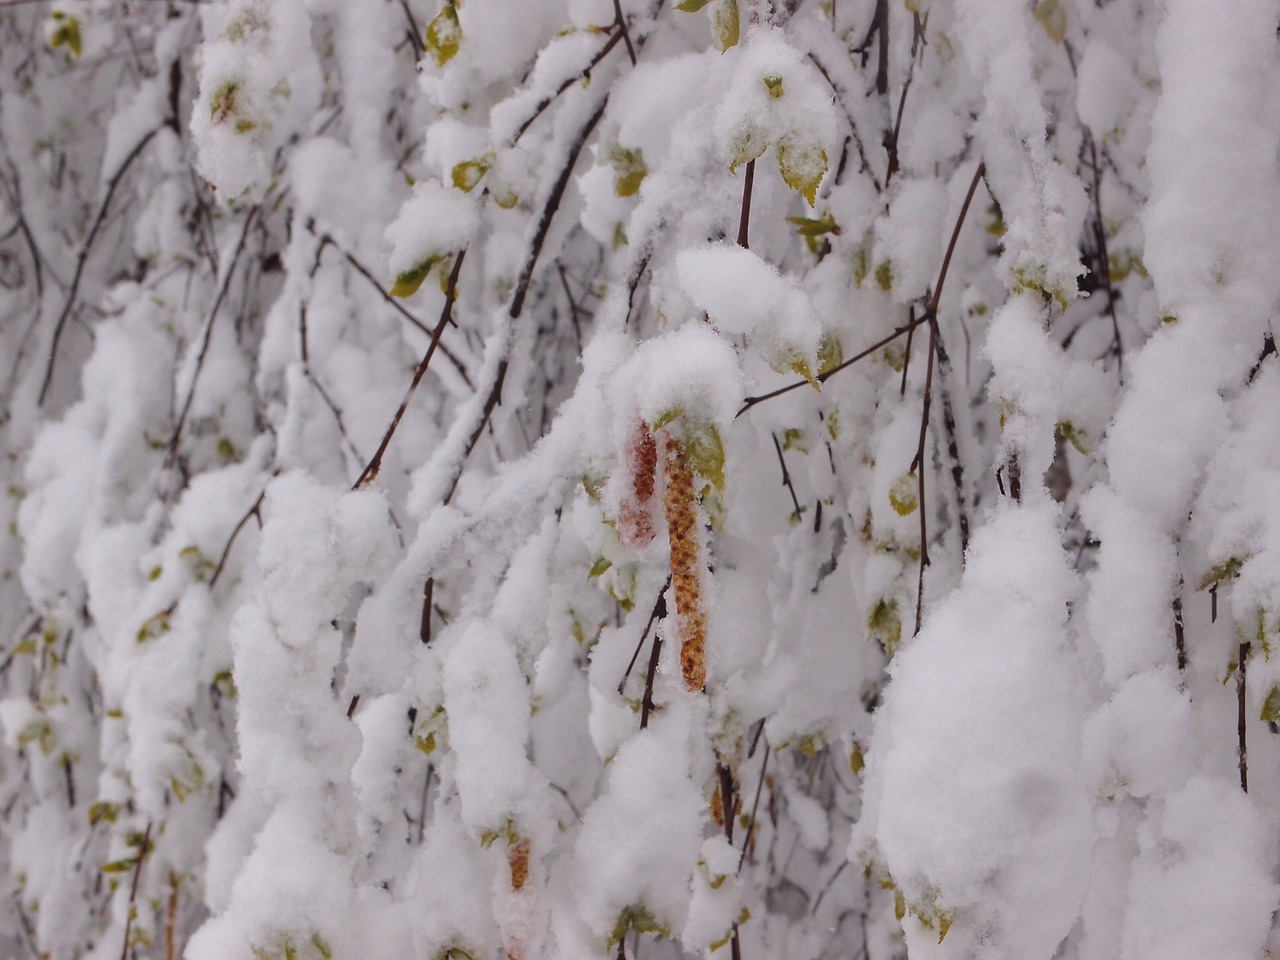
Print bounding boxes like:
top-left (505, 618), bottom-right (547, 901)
top-left (1, 0), bottom-right (1278, 958)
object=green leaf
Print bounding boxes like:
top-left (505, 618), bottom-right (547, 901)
top-left (777, 137), bottom-right (827, 207)
top-left (1034, 0), bottom-right (1067, 44)
top-left (607, 145), bottom-right (647, 198)
top-left (763, 75), bottom-right (784, 98)
top-left (390, 254), bottom-right (444, 298)
top-left (868, 597), bottom-right (902, 656)
top-left (1262, 686), bottom-right (1280, 723)
top-left (48, 12), bottom-right (82, 59)
top-left (889, 473), bottom-right (918, 516)
top-left (875, 260), bottom-right (893, 291)
top-left (817, 332), bottom-right (843, 375)
top-left (727, 127), bottom-right (769, 173)
top-left (1198, 557), bottom-right (1243, 592)
top-left (685, 422), bottom-right (726, 492)
top-left (101, 858), bottom-right (135, 875)
top-left (1058, 420), bottom-right (1090, 455)
top-left (650, 407), bottom-right (683, 431)
top-left (88, 801), bottom-right (118, 826)
top-left (787, 212), bottom-right (839, 238)
top-left (674, 0), bottom-right (714, 11)
top-left (588, 557), bottom-right (612, 579)
top-left (451, 155), bottom-right (492, 193)
top-left (713, 0), bottom-right (739, 51)
top-left (425, 2), bottom-right (461, 67)
top-left (609, 905), bottom-right (670, 948)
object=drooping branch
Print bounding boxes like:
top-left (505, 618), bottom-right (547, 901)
top-left (40, 124), bottom-right (163, 405)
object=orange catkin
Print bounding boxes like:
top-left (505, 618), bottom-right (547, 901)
top-left (508, 837), bottom-right (530, 892)
top-left (619, 421), bottom-right (658, 549)
top-left (663, 433), bottom-right (706, 692)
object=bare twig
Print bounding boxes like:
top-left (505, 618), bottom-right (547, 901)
top-left (1239, 641), bottom-right (1250, 792)
top-left (619, 581), bottom-right (670, 695)
top-left (209, 487), bottom-right (266, 588)
top-left (118, 822), bottom-right (152, 960)
top-left (353, 250), bottom-right (467, 489)
top-left (40, 125), bottom-right (162, 405)
top-left (737, 159), bottom-right (755, 250)
top-left (167, 207), bottom-right (259, 455)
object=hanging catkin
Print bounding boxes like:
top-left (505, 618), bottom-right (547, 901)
top-left (619, 421), bottom-right (657, 549)
top-left (663, 433), bottom-right (706, 692)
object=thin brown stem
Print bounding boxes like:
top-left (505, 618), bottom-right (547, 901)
top-left (40, 125), bottom-right (162, 405)
top-left (353, 250), bottom-right (467, 489)
top-left (209, 487), bottom-right (266, 588)
top-left (737, 159), bottom-right (755, 249)
top-left (1239, 641), bottom-right (1250, 792)
top-left (167, 206), bottom-right (259, 456)
top-left (119, 823), bottom-right (152, 960)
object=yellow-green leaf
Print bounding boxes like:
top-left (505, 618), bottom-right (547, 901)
top-left (390, 254), bottom-right (444, 298)
top-left (588, 557), bottom-right (612, 579)
top-left (817, 332), bottom-right (843, 375)
top-left (1034, 0), bottom-right (1067, 44)
top-left (714, 0), bottom-right (739, 52)
top-left (49, 12), bottom-right (82, 59)
top-left (675, 0), bottom-right (714, 10)
top-left (727, 127), bottom-right (769, 173)
top-left (88, 800), bottom-right (118, 826)
top-left (763, 75), bottom-right (784, 98)
top-left (685, 423), bottom-right (726, 492)
top-left (451, 155), bottom-right (492, 193)
top-left (788, 212), bottom-right (839, 238)
top-left (607, 145), bottom-right (647, 198)
top-left (101, 858), bottom-right (135, 874)
top-left (889, 473), bottom-right (918, 516)
top-left (777, 137), bottom-right (827, 207)
top-left (1262, 686), bottom-right (1280, 723)
top-left (426, 2), bottom-right (461, 67)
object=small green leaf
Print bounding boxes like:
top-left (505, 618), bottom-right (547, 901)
top-left (849, 748), bottom-right (864, 774)
top-left (101, 858), bottom-right (135, 875)
top-left (869, 597), bottom-right (902, 656)
top-left (588, 557), bottom-right (612, 579)
top-left (1198, 557), bottom-right (1243, 592)
top-left (727, 127), bottom-right (769, 173)
top-left (607, 145), bottom-right (647, 198)
top-left (777, 138), bottom-right (827, 207)
top-left (763, 75), bottom-right (784, 98)
top-left (48, 12), bottom-right (82, 58)
top-left (650, 407), bottom-right (683, 432)
top-left (1262, 686), bottom-right (1280, 723)
top-left (685, 422), bottom-right (726, 492)
top-left (713, 0), bottom-right (739, 51)
top-left (1058, 420), bottom-right (1090, 455)
top-left (675, 0), bottom-right (713, 9)
top-left (451, 155), bottom-right (492, 193)
top-left (889, 473), bottom-right (918, 516)
top-left (609, 905), bottom-right (670, 948)
top-left (817, 332), bottom-right (843, 375)
top-left (88, 801), bottom-right (118, 826)
top-left (875, 260), bottom-right (894, 291)
top-left (425, 2), bottom-right (461, 67)
top-left (787, 212), bottom-right (839, 238)
top-left (390, 254), bottom-right (444, 298)
top-left (1034, 0), bottom-right (1067, 44)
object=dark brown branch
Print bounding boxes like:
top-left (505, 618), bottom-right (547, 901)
top-left (511, 102), bottom-right (607, 319)
top-left (737, 738), bottom-right (768, 871)
top-left (1173, 587), bottom-right (1187, 672)
top-left (619, 581), bottom-right (670, 696)
top-left (639, 615), bottom-right (663, 729)
top-left (1239, 641), bottom-right (1250, 792)
top-left (737, 315), bottom-right (930, 417)
top-left (737, 159), bottom-right (756, 249)
top-left (512, 34), bottom-right (621, 145)
top-left (441, 358), bottom-right (507, 504)
top-left (209, 487), bottom-right (266, 588)
top-left (118, 822), bottom-right (152, 960)
top-left (420, 578), bottom-right (434, 644)
top-left (353, 250), bottom-right (467, 489)
top-left (1086, 135), bottom-right (1123, 380)
top-left (326, 237), bottom-right (472, 386)
top-left (771, 433), bottom-right (804, 522)
top-left (612, 0), bottom-right (637, 65)
top-left (40, 125), bottom-right (162, 405)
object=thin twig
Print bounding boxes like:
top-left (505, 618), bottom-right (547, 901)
top-left (39, 125), bottom-right (162, 405)
top-left (737, 315), bottom-right (930, 417)
top-left (209, 488), bottom-right (266, 588)
top-left (737, 159), bottom-right (755, 249)
top-left (353, 250), bottom-right (467, 489)
top-left (167, 207), bottom-right (259, 456)
top-left (118, 822), bottom-right (152, 960)
top-left (611, 0), bottom-right (637, 65)
top-left (771, 433), bottom-right (804, 521)
top-left (512, 34), bottom-right (621, 145)
top-left (1239, 641), bottom-right (1250, 792)
top-left (738, 739), bottom-right (769, 872)
top-left (619, 581), bottom-right (670, 695)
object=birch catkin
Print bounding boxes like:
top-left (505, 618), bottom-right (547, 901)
top-left (619, 421), bottom-right (657, 549)
top-left (663, 433), bottom-right (706, 692)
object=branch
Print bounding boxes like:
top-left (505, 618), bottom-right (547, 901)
top-left (353, 250), bottom-right (467, 489)
top-left (512, 33), bottom-right (622, 145)
top-left (39, 124), bottom-right (162, 405)
top-left (166, 206), bottom-right (259, 457)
